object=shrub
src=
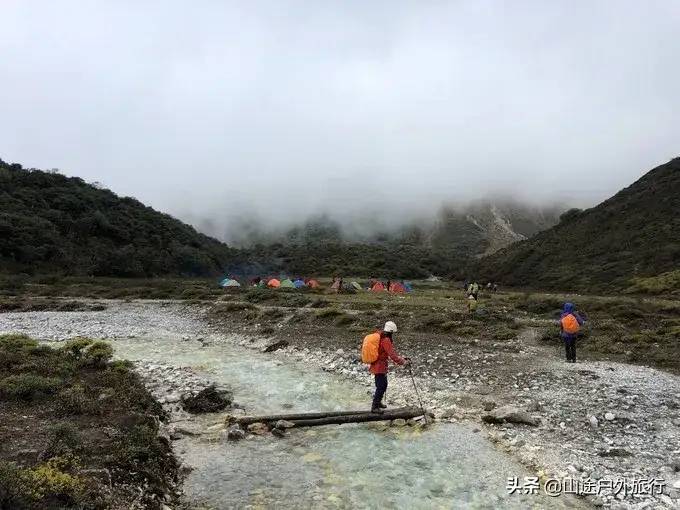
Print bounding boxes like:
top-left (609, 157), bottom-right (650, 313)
top-left (334, 314), bottom-right (355, 327)
top-left (0, 333), bottom-right (38, 352)
top-left (0, 374), bottom-right (62, 401)
top-left (309, 298), bottom-right (329, 308)
top-left (109, 359), bottom-right (134, 373)
top-left (244, 289), bottom-right (276, 303)
top-left (515, 294), bottom-right (563, 315)
top-left (27, 455), bottom-right (86, 505)
top-left (0, 461), bottom-right (37, 507)
top-left (57, 385), bottom-right (101, 416)
top-left (62, 337), bottom-right (93, 360)
top-left (80, 341), bottom-right (113, 368)
top-left (218, 301), bottom-right (256, 312)
top-left (315, 308), bottom-right (343, 319)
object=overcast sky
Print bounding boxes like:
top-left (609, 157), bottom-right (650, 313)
top-left (1, 0), bottom-right (679, 239)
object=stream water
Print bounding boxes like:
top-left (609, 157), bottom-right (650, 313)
top-left (114, 336), bottom-right (581, 509)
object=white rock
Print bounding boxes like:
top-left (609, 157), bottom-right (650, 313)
top-left (589, 416), bottom-right (599, 428)
top-left (605, 412), bottom-right (616, 421)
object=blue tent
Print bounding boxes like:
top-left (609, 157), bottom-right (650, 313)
top-left (403, 282), bottom-right (413, 292)
top-left (293, 279), bottom-right (306, 289)
top-left (220, 278), bottom-right (241, 288)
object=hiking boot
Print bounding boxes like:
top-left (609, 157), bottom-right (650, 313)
top-left (371, 407), bottom-right (384, 414)
top-left (378, 403), bottom-right (387, 409)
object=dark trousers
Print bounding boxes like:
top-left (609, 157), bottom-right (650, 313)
top-left (372, 374), bottom-right (388, 409)
top-left (564, 337), bottom-right (576, 362)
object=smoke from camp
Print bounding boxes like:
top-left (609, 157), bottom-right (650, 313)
top-left (1, 1), bottom-right (679, 244)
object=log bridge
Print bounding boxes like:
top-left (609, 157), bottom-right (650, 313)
top-left (236, 406), bottom-right (427, 428)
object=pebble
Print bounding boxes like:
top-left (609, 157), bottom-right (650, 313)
top-left (605, 412), bottom-right (616, 421)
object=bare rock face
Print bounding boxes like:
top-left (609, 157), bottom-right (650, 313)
top-left (481, 405), bottom-right (540, 427)
top-left (182, 385), bottom-right (232, 414)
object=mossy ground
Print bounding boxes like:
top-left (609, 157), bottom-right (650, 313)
top-left (0, 334), bottom-right (178, 509)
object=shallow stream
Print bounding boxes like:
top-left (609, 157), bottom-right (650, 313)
top-left (114, 336), bottom-right (581, 509)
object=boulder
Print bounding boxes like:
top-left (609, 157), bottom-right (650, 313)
top-left (598, 447), bottom-right (632, 457)
top-left (226, 425), bottom-right (246, 441)
top-left (263, 340), bottom-right (289, 353)
top-left (481, 405), bottom-right (540, 427)
top-left (392, 418), bottom-right (407, 427)
top-left (482, 401), bottom-right (497, 412)
top-left (271, 428), bottom-right (286, 438)
top-left (247, 422), bottom-right (270, 435)
top-left (182, 385), bottom-right (232, 414)
top-left (275, 420), bottom-right (296, 429)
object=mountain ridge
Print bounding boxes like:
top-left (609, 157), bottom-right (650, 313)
top-left (478, 157), bottom-right (680, 292)
top-left (0, 159), bottom-right (239, 277)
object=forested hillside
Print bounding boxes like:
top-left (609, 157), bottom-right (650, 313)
top-left (478, 158), bottom-right (680, 292)
top-left (0, 159), bottom-right (239, 277)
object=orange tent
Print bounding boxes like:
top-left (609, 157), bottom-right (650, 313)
top-left (370, 282), bottom-right (385, 292)
top-left (267, 278), bottom-right (281, 288)
top-left (390, 282), bottom-right (406, 293)
top-left (307, 279), bottom-right (321, 289)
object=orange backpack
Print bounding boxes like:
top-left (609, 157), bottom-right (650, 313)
top-left (561, 314), bottom-right (580, 334)
top-left (361, 332), bottom-right (381, 364)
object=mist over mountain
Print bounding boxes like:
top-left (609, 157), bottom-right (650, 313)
top-left (193, 198), bottom-right (566, 259)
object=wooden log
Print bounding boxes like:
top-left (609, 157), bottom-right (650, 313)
top-left (237, 409), bottom-right (377, 426)
top-left (286, 407), bottom-right (425, 427)
top-left (236, 407), bottom-right (424, 427)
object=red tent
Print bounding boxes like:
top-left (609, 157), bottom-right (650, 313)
top-left (370, 282), bottom-right (386, 292)
top-left (390, 282), bottom-right (406, 293)
top-left (307, 279), bottom-right (321, 289)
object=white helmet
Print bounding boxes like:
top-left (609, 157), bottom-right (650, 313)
top-left (383, 321), bottom-right (398, 333)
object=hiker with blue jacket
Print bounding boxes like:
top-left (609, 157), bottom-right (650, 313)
top-left (560, 302), bottom-right (585, 363)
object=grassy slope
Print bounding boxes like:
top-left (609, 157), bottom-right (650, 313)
top-left (477, 158), bottom-right (680, 293)
top-left (0, 159), bottom-right (239, 277)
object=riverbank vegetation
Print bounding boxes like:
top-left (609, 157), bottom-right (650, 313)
top-left (0, 334), bottom-right (179, 509)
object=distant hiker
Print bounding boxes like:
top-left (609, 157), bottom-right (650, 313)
top-left (560, 302), bottom-right (585, 363)
top-left (492, 283), bottom-right (498, 292)
top-left (467, 295), bottom-right (478, 313)
top-left (467, 281), bottom-right (479, 299)
top-left (361, 321), bottom-right (409, 413)
top-left (486, 282), bottom-right (492, 290)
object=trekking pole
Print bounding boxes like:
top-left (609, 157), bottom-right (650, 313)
top-left (407, 364), bottom-right (430, 424)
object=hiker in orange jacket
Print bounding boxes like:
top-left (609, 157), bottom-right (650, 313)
top-left (370, 321), bottom-right (409, 413)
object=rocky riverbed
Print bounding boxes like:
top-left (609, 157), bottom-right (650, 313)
top-left (2, 300), bottom-right (680, 509)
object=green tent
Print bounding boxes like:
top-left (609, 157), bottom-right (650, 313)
top-left (280, 278), bottom-right (295, 289)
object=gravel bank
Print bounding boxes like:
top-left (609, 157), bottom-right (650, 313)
top-left (2, 301), bottom-right (679, 509)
